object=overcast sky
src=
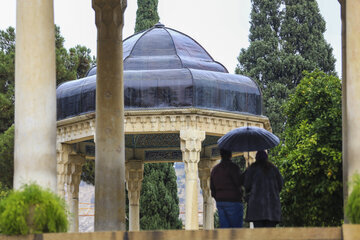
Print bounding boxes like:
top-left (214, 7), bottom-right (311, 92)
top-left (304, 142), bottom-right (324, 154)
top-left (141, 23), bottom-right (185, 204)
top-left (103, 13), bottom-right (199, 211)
top-left (0, 0), bottom-right (341, 76)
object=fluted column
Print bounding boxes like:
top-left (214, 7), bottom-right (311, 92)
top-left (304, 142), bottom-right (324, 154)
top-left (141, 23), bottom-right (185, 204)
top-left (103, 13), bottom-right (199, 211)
top-left (14, 0), bottom-right (57, 191)
top-left (180, 129), bottom-right (205, 230)
top-left (125, 161), bottom-right (144, 231)
top-left (66, 155), bottom-right (85, 233)
top-left (92, 0), bottom-right (127, 231)
top-left (198, 159), bottom-right (217, 230)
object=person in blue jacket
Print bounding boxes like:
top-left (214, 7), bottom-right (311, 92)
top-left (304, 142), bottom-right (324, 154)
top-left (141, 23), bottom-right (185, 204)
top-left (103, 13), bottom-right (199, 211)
top-left (210, 149), bottom-right (244, 228)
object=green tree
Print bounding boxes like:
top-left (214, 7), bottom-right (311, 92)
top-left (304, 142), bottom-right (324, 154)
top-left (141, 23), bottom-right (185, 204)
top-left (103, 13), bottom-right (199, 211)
top-left (140, 163), bottom-right (182, 230)
top-left (135, 0), bottom-right (160, 33)
top-left (236, 0), bottom-right (287, 136)
top-left (236, 0), bottom-right (336, 137)
top-left (280, 0), bottom-right (336, 84)
top-left (0, 27), bottom-right (15, 133)
top-left (275, 70), bottom-right (342, 226)
top-left (0, 125), bottom-right (14, 189)
top-left (55, 26), bottom-right (95, 85)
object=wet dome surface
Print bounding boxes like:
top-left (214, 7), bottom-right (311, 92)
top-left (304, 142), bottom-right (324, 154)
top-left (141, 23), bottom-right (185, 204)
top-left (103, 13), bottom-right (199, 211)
top-left (57, 23), bottom-right (262, 120)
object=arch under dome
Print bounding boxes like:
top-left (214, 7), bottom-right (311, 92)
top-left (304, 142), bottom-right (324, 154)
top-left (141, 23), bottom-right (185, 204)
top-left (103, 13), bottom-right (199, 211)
top-left (57, 23), bottom-right (263, 121)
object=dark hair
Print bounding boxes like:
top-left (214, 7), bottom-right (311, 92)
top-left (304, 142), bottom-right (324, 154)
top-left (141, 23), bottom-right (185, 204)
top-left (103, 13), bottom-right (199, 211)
top-left (220, 149), bottom-right (232, 161)
top-left (256, 150), bottom-right (268, 163)
top-left (255, 150), bottom-right (273, 170)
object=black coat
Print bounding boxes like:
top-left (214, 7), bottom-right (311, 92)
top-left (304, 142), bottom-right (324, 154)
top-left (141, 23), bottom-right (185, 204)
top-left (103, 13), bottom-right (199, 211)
top-left (244, 162), bottom-right (283, 222)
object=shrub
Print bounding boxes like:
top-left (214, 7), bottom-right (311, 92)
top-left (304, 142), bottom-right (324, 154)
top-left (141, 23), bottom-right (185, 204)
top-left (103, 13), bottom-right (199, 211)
top-left (0, 183), bottom-right (68, 235)
top-left (0, 182), bottom-right (9, 201)
top-left (346, 173), bottom-right (360, 224)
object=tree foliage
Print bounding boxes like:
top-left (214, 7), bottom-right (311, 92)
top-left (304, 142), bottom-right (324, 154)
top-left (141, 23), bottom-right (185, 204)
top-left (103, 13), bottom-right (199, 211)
top-left (0, 125), bottom-right (14, 189)
top-left (0, 27), bottom-right (15, 133)
top-left (135, 0), bottom-right (160, 33)
top-left (275, 70), bottom-right (342, 226)
top-left (140, 163), bottom-right (182, 230)
top-left (0, 184), bottom-right (68, 235)
top-left (236, 0), bottom-right (336, 137)
top-left (346, 173), bottom-right (360, 224)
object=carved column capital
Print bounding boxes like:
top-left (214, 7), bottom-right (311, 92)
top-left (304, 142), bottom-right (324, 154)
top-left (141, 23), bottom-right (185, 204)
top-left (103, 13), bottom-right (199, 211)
top-left (180, 129), bottom-right (205, 156)
top-left (125, 161), bottom-right (144, 205)
top-left (125, 160), bottom-right (144, 231)
top-left (92, 0), bottom-right (127, 40)
top-left (66, 155), bottom-right (86, 196)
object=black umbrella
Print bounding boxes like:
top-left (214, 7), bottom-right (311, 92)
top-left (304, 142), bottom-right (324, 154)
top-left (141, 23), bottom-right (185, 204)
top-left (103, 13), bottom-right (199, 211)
top-left (217, 126), bottom-right (279, 152)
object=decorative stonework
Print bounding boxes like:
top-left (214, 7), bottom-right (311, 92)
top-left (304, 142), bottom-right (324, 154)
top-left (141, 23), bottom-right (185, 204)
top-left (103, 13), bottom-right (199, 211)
top-left (57, 116), bottom-right (95, 144)
top-left (56, 143), bottom-right (85, 232)
top-left (125, 161), bottom-right (144, 231)
top-left (57, 109), bottom-right (270, 144)
top-left (92, 0), bottom-right (127, 40)
top-left (125, 161), bottom-right (144, 205)
top-left (198, 159), bottom-right (218, 230)
top-left (180, 129), bottom-right (205, 230)
top-left (145, 150), bottom-right (182, 161)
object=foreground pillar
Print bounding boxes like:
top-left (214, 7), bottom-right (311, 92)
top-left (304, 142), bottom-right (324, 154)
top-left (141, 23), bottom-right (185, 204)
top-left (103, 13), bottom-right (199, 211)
top-left (198, 159), bottom-right (217, 230)
top-left (180, 129), bottom-right (205, 230)
top-left (125, 161), bottom-right (144, 231)
top-left (14, 0), bottom-right (57, 190)
top-left (343, 0), bottom-right (360, 202)
top-left (66, 154), bottom-right (85, 232)
top-left (93, 0), bottom-right (127, 231)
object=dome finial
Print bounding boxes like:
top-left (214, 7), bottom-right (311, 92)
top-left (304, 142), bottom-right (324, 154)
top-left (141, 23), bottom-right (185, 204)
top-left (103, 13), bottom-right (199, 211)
top-left (154, 22), bottom-right (165, 28)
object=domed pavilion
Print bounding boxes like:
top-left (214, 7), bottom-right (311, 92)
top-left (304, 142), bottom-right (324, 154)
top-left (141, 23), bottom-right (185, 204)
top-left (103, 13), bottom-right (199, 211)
top-left (56, 23), bottom-right (271, 231)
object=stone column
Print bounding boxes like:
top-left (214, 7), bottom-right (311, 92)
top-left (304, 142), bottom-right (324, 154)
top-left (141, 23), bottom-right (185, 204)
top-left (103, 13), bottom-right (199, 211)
top-left (56, 144), bottom-right (73, 198)
top-left (198, 159), bottom-right (217, 230)
top-left (343, 0), bottom-right (360, 201)
top-left (125, 161), bottom-right (144, 231)
top-left (66, 155), bottom-right (85, 233)
top-left (92, 0), bottom-right (127, 231)
top-left (14, 0), bottom-right (57, 191)
top-left (180, 129), bottom-right (205, 230)
top-left (244, 152), bottom-right (256, 168)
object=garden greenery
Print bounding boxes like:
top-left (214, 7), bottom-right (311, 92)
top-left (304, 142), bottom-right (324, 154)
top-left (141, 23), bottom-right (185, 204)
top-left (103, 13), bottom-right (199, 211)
top-left (0, 183), bottom-right (68, 235)
top-left (345, 173), bottom-right (360, 223)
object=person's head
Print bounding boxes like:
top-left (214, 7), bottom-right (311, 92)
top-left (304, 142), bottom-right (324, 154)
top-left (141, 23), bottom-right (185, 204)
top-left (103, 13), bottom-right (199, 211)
top-left (220, 149), bottom-right (232, 161)
top-left (256, 150), bottom-right (268, 163)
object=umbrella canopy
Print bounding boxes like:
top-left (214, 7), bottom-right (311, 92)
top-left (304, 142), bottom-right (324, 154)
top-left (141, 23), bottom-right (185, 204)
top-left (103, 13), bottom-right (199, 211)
top-left (217, 126), bottom-right (279, 152)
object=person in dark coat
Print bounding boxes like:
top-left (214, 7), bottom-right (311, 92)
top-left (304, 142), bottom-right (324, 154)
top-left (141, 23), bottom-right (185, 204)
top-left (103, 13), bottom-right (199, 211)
top-left (210, 149), bottom-right (244, 228)
top-left (244, 150), bottom-right (283, 228)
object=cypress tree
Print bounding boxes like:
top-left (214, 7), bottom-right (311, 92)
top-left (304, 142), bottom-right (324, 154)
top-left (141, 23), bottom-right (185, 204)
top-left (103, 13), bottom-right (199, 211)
top-left (236, 0), bottom-right (336, 137)
top-left (140, 163), bottom-right (182, 230)
top-left (236, 0), bottom-right (287, 136)
top-left (280, 0), bottom-right (336, 88)
top-left (135, 0), bottom-right (160, 33)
